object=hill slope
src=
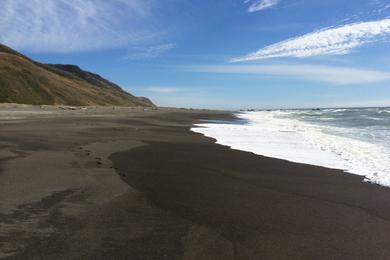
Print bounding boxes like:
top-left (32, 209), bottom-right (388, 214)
top-left (0, 43), bottom-right (155, 107)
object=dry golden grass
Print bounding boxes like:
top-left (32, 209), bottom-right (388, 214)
top-left (0, 50), bottom-right (154, 107)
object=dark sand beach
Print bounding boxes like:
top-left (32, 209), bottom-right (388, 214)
top-left (1, 105), bottom-right (390, 259)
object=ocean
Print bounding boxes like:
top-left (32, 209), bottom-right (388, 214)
top-left (191, 107), bottom-right (390, 187)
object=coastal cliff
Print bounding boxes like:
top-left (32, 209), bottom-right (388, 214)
top-left (0, 43), bottom-right (155, 107)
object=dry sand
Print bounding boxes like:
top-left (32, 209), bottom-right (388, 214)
top-left (1, 104), bottom-right (390, 259)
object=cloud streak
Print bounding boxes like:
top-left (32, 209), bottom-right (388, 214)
top-left (244, 0), bottom-right (280, 12)
top-left (187, 64), bottom-right (390, 85)
top-left (146, 87), bottom-right (181, 93)
top-left (0, 0), bottom-right (160, 53)
top-left (231, 18), bottom-right (390, 61)
top-left (126, 44), bottom-right (175, 60)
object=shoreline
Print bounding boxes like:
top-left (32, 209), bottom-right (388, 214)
top-left (1, 106), bottom-right (390, 259)
top-left (193, 108), bottom-right (390, 188)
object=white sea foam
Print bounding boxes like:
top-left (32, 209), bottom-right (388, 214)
top-left (191, 111), bottom-right (390, 187)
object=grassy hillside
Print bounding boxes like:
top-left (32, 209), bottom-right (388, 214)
top-left (0, 43), bottom-right (155, 107)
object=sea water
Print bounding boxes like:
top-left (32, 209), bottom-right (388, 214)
top-left (191, 108), bottom-right (390, 187)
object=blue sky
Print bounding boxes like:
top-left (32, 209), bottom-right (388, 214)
top-left (1, 0), bottom-right (390, 109)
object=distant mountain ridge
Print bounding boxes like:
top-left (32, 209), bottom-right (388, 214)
top-left (0, 43), bottom-right (155, 107)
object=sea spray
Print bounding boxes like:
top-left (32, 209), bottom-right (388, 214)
top-left (192, 108), bottom-right (390, 187)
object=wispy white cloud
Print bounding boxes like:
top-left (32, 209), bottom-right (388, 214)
top-left (187, 64), bottom-right (390, 85)
top-left (126, 43), bottom-right (175, 60)
top-left (0, 0), bottom-right (161, 52)
top-left (232, 18), bottom-right (390, 62)
top-left (131, 87), bottom-right (235, 109)
top-left (244, 0), bottom-right (280, 12)
top-left (146, 87), bottom-right (181, 93)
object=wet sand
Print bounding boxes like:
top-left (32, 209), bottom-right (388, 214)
top-left (1, 105), bottom-right (390, 259)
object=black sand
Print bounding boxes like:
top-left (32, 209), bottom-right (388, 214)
top-left (1, 105), bottom-right (390, 259)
